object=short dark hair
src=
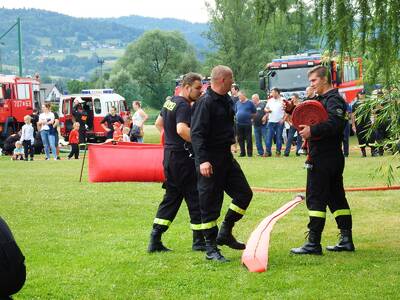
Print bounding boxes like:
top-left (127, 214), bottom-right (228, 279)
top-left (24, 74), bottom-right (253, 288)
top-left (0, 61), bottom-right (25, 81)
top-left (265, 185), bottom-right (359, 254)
top-left (232, 84), bottom-right (239, 91)
top-left (308, 65), bottom-right (332, 84)
top-left (182, 72), bottom-right (202, 87)
top-left (133, 101), bottom-right (141, 108)
top-left (271, 87), bottom-right (280, 94)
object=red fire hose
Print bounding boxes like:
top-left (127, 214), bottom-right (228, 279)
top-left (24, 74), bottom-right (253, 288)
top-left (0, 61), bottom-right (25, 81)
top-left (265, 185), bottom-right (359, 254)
top-left (252, 186), bottom-right (400, 193)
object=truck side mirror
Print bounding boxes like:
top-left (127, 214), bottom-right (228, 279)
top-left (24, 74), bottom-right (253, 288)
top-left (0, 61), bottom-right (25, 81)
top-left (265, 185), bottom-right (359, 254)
top-left (259, 77), bottom-right (266, 91)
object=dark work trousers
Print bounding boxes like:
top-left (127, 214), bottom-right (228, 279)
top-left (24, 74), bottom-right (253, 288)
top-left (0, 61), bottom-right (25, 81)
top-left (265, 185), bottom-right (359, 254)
top-left (306, 153), bottom-right (352, 233)
top-left (22, 140), bottom-right (34, 159)
top-left (237, 124), bottom-right (253, 156)
top-left (79, 128), bottom-right (86, 144)
top-left (0, 218), bottom-right (26, 298)
top-left (68, 144), bottom-right (79, 159)
top-left (342, 122), bottom-right (350, 156)
top-left (197, 151), bottom-right (253, 240)
top-left (356, 122), bottom-right (375, 154)
top-left (153, 149), bottom-right (202, 232)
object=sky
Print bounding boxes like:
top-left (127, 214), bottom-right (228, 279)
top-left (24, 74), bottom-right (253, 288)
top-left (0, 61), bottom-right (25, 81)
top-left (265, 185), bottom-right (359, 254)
top-left (1, 0), bottom-right (212, 23)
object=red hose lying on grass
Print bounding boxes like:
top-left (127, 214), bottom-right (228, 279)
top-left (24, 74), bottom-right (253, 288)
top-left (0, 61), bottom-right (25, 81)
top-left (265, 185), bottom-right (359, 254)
top-left (252, 186), bottom-right (400, 193)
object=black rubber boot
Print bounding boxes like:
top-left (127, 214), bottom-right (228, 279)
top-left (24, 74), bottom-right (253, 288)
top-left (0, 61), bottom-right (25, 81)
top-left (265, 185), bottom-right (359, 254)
top-left (147, 228), bottom-right (171, 253)
top-left (192, 230), bottom-right (206, 251)
top-left (216, 221), bottom-right (246, 250)
top-left (205, 239), bottom-right (229, 262)
top-left (290, 231), bottom-right (322, 255)
top-left (361, 147), bottom-right (366, 157)
top-left (326, 229), bottom-right (355, 252)
top-left (204, 227), bottom-right (229, 262)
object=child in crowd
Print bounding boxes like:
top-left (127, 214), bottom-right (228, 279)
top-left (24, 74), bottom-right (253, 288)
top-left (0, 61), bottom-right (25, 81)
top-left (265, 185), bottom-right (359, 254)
top-left (112, 122), bottom-right (123, 142)
top-left (122, 127), bottom-right (130, 142)
top-left (12, 141), bottom-right (24, 160)
top-left (20, 115), bottom-right (35, 161)
top-left (68, 122), bottom-right (80, 159)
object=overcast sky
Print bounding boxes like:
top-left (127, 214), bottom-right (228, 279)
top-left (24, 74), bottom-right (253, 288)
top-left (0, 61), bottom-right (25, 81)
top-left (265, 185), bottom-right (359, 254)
top-left (1, 0), bottom-right (212, 23)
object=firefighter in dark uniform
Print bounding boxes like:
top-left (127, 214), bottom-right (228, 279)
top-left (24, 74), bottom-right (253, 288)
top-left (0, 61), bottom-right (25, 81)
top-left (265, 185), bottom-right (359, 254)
top-left (291, 65), bottom-right (355, 255)
top-left (351, 90), bottom-right (375, 157)
top-left (147, 73), bottom-right (205, 253)
top-left (191, 65), bottom-right (253, 262)
top-left (0, 217), bottom-right (26, 299)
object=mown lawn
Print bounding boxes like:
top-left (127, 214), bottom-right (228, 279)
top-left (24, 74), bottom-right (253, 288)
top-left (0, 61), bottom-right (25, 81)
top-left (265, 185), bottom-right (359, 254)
top-left (0, 134), bottom-right (399, 299)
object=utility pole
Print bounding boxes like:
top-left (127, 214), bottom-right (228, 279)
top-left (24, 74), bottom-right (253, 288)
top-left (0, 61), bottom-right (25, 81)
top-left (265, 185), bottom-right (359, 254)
top-left (0, 18), bottom-right (23, 76)
top-left (97, 57), bottom-right (105, 88)
top-left (17, 17), bottom-right (23, 77)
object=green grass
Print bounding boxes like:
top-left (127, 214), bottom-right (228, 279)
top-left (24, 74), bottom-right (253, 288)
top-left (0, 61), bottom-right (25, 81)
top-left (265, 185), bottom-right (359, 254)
top-left (0, 135), bottom-right (399, 299)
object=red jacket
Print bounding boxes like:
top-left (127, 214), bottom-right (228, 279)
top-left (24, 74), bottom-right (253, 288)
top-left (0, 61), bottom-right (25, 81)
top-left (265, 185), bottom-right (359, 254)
top-left (113, 128), bottom-right (123, 141)
top-left (69, 129), bottom-right (79, 144)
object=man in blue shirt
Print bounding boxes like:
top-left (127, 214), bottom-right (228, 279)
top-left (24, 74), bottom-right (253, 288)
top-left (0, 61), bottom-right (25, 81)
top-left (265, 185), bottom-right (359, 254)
top-left (235, 91), bottom-right (256, 157)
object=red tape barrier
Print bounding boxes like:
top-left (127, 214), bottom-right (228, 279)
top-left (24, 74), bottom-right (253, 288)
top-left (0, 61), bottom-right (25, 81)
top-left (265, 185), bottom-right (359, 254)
top-left (252, 186), bottom-right (400, 193)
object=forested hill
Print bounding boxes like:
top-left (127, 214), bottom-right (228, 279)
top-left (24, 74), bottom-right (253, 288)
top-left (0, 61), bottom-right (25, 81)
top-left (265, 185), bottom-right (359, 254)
top-left (108, 15), bottom-right (209, 52)
top-left (0, 8), bottom-right (209, 79)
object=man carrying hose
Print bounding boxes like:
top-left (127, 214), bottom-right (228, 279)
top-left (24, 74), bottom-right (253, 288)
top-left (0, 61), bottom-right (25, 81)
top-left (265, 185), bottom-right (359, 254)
top-left (291, 65), bottom-right (355, 255)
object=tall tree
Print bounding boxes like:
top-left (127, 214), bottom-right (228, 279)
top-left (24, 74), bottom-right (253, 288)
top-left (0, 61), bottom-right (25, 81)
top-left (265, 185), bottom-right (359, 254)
top-left (205, 0), bottom-right (314, 91)
top-left (254, 0), bottom-right (399, 183)
top-left (113, 30), bottom-right (199, 108)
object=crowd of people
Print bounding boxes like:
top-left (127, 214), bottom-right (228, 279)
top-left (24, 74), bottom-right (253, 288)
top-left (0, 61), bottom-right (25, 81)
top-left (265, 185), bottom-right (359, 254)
top-left (2, 100), bottom-right (149, 161)
top-left (229, 85), bottom-right (390, 159)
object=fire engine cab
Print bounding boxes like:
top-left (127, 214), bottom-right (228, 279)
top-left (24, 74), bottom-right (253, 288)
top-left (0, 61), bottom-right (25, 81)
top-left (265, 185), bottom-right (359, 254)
top-left (0, 75), bottom-right (42, 143)
top-left (259, 52), bottom-right (364, 103)
top-left (59, 89), bottom-right (129, 142)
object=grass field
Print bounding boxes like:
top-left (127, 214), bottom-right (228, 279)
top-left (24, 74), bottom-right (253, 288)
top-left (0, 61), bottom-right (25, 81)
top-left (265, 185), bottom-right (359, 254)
top-left (0, 133), bottom-right (399, 299)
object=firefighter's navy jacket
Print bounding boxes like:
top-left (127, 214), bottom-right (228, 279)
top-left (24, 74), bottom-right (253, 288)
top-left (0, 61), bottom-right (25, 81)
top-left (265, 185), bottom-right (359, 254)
top-left (309, 88), bottom-right (347, 158)
top-left (191, 87), bottom-right (235, 164)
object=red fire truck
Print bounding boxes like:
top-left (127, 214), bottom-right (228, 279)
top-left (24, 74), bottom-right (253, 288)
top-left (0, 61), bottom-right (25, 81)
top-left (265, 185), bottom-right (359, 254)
top-left (0, 75), bottom-right (42, 144)
top-left (59, 89), bottom-right (130, 142)
top-left (259, 53), bottom-right (364, 102)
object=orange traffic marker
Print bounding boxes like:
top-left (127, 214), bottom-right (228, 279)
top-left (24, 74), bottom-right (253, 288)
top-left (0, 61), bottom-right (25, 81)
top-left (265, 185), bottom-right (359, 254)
top-left (242, 195), bottom-right (305, 272)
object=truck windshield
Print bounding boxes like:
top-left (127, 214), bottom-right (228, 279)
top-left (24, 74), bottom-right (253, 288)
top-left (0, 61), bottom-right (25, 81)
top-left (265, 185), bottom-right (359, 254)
top-left (268, 67), bottom-right (312, 91)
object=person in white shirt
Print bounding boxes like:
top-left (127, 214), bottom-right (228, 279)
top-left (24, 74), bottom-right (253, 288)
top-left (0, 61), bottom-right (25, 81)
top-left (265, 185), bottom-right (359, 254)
top-left (264, 87), bottom-right (285, 156)
top-left (131, 101), bottom-right (148, 143)
top-left (20, 115), bottom-right (35, 161)
top-left (38, 103), bottom-right (57, 160)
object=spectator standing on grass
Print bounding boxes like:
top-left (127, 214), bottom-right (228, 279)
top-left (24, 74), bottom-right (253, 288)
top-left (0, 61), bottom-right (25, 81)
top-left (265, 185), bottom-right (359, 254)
top-left (38, 103), bottom-right (57, 160)
top-left (230, 84), bottom-right (240, 153)
top-left (284, 93), bottom-right (302, 157)
top-left (20, 115), bottom-right (35, 161)
top-left (68, 122), bottom-right (80, 160)
top-left (265, 87), bottom-right (285, 156)
top-left (235, 90), bottom-right (256, 157)
top-left (72, 97), bottom-right (88, 144)
top-left (131, 101), bottom-right (148, 143)
top-left (101, 106), bottom-right (124, 140)
top-left (53, 107), bottom-right (61, 160)
top-left (252, 94), bottom-right (268, 156)
top-left (30, 108), bottom-right (39, 135)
